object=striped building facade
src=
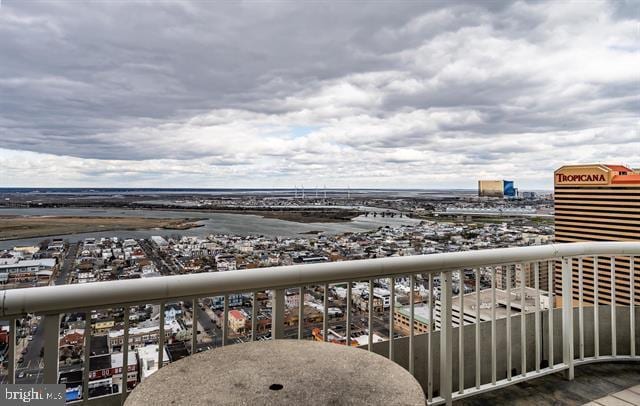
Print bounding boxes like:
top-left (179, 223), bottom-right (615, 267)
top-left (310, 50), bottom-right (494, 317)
top-left (554, 164), bottom-right (640, 305)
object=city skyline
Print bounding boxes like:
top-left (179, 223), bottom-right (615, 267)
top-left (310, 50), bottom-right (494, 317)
top-left (1, 1), bottom-right (638, 188)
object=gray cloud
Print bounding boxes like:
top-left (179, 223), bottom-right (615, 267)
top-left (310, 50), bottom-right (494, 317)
top-left (0, 0), bottom-right (638, 188)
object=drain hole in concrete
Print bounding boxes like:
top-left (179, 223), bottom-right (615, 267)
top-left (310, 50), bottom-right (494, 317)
top-left (269, 384), bottom-right (283, 391)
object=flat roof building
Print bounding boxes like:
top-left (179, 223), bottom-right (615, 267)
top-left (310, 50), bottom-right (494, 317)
top-left (554, 164), bottom-right (640, 305)
top-left (393, 287), bottom-right (549, 333)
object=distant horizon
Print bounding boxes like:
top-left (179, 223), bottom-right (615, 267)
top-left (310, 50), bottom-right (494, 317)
top-left (0, 186), bottom-right (553, 192)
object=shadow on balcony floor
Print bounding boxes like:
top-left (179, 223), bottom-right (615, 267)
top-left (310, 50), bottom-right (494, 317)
top-left (454, 362), bottom-right (640, 406)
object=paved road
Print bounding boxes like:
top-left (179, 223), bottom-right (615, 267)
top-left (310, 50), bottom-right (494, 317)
top-left (21, 320), bottom-right (45, 366)
top-left (14, 366), bottom-right (44, 384)
top-left (139, 240), bottom-right (176, 275)
top-left (55, 242), bottom-right (79, 285)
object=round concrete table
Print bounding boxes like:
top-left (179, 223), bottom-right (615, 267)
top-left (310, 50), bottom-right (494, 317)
top-left (125, 340), bottom-right (425, 406)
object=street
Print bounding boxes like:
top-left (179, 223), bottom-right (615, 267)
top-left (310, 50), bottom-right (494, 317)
top-left (139, 240), bottom-right (177, 275)
top-left (55, 242), bottom-right (79, 285)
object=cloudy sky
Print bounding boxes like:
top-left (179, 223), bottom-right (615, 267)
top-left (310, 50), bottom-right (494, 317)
top-left (0, 1), bottom-right (638, 189)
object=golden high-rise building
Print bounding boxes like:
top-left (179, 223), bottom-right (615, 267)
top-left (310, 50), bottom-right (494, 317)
top-left (554, 164), bottom-right (640, 305)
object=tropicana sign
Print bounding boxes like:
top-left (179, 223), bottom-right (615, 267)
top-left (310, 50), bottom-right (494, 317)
top-left (554, 165), bottom-right (610, 185)
top-left (556, 173), bottom-right (606, 183)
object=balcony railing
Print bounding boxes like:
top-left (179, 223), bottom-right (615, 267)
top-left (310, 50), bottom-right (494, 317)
top-left (1, 242), bottom-right (638, 405)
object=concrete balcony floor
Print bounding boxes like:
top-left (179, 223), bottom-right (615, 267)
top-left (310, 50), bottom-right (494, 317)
top-left (454, 362), bottom-right (640, 406)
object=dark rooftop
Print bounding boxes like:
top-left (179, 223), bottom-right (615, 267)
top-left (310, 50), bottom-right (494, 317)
top-left (89, 354), bottom-right (111, 371)
top-left (90, 335), bottom-right (109, 356)
top-left (166, 341), bottom-right (190, 362)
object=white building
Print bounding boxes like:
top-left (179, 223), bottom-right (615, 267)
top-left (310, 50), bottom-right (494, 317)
top-left (0, 258), bottom-right (56, 282)
top-left (137, 345), bottom-right (170, 382)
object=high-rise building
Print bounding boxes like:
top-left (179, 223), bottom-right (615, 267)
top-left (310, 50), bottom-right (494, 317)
top-left (478, 179), bottom-right (517, 198)
top-left (554, 164), bottom-right (640, 305)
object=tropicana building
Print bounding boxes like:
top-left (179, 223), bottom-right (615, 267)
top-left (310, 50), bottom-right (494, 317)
top-left (554, 164), bottom-right (640, 306)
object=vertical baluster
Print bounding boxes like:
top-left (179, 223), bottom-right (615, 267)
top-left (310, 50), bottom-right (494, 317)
top-left (222, 294), bottom-right (229, 347)
top-left (561, 257), bottom-right (574, 380)
top-left (611, 257), bottom-right (616, 357)
top-left (8, 318), bottom-right (15, 384)
top-left (347, 282), bottom-right (352, 347)
top-left (506, 265), bottom-right (512, 381)
top-left (298, 287), bottom-right (304, 340)
top-left (272, 289), bottom-right (285, 340)
top-left (121, 306), bottom-right (130, 405)
top-left (192, 299), bottom-right (199, 352)
top-left (440, 271), bottom-right (453, 405)
top-left (491, 267), bottom-right (496, 385)
top-left (324, 284), bottom-right (329, 343)
top-left (578, 257), bottom-right (584, 361)
top-left (475, 268), bottom-right (481, 389)
top-left (459, 270), bottom-right (465, 394)
top-left (428, 274), bottom-right (434, 403)
top-left (158, 302), bottom-right (165, 367)
top-left (389, 277), bottom-right (394, 360)
top-left (534, 262), bottom-right (541, 373)
top-left (43, 313), bottom-right (60, 384)
top-left (594, 256), bottom-right (599, 358)
top-left (520, 264), bottom-right (526, 377)
top-left (409, 275), bottom-right (415, 374)
top-left (630, 257), bottom-right (636, 358)
top-left (83, 312), bottom-right (91, 401)
top-left (251, 292), bottom-right (258, 342)
top-left (368, 279), bottom-right (374, 351)
top-left (548, 261), bottom-right (554, 368)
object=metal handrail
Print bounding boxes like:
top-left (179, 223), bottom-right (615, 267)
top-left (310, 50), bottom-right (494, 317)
top-left (2, 242), bottom-right (639, 317)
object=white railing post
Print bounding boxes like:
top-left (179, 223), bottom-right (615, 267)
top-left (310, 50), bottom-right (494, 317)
top-left (192, 299), bottom-right (199, 350)
top-left (346, 283), bottom-right (352, 347)
top-left (222, 294), bottom-right (229, 346)
top-left (272, 288), bottom-right (285, 339)
top-left (631, 257), bottom-right (636, 358)
top-left (122, 306), bottom-right (130, 405)
top-left (561, 257), bottom-right (574, 380)
top-left (43, 313), bottom-right (61, 384)
top-left (610, 258), bottom-right (617, 357)
top-left (440, 271), bottom-right (453, 405)
top-left (158, 302), bottom-right (165, 366)
top-left (251, 293), bottom-right (258, 341)
top-left (324, 284), bottom-right (330, 343)
top-left (388, 277), bottom-right (394, 360)
top-left (8, 318), bottom-right (16, 384)
top-left (409, 275), bottom-right (414, 373)
top-left (83, 314), bottom-right (91, 400)
top-left (298, 287), bottom-right (304, 340)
